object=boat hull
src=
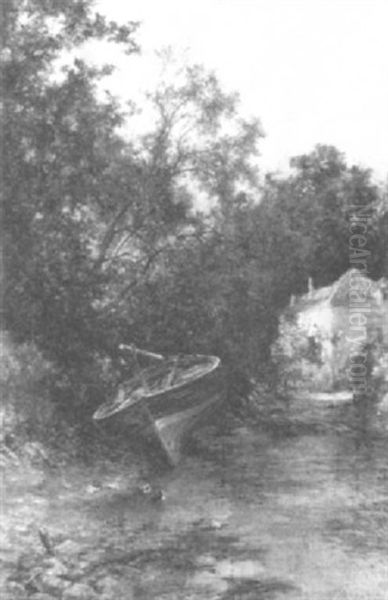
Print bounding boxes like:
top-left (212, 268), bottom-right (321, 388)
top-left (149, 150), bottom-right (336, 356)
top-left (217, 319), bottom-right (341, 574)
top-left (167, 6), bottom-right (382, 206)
top-left (93, 354), bottom-right (225, 466)
top-left (148, 388), bottom-right (224, 466)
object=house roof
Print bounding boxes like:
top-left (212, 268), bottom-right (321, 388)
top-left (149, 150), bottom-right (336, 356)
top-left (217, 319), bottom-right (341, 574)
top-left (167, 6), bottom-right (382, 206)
top-left (296, 269), bottom-right (384, 310)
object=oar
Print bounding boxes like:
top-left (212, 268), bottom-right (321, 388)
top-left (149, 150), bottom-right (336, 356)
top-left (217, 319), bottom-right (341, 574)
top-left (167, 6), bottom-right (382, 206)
top-left (119, 344), bottom-right (164, 361)
top-left (119, 344), bottom-right (164, 392)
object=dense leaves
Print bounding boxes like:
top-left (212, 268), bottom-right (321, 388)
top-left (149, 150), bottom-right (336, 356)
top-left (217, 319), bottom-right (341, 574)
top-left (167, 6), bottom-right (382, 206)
top-left (254, 145), bottom-right (385, 291)
top-left (2, 2), bottom-right (387, 424)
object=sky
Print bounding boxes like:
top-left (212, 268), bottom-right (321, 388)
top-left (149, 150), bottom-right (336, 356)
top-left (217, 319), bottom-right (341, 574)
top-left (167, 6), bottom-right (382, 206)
top-left (92, 0), bottom-right (388, 181)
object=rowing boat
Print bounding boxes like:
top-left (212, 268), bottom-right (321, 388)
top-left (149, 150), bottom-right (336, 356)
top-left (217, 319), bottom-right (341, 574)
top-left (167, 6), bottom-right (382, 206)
top-left (93, 351), bottom-right (225, 466)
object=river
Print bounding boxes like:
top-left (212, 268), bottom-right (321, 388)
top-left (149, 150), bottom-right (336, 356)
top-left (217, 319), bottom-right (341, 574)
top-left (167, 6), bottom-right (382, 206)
top-left (2, 393), bottom-right (388, 599)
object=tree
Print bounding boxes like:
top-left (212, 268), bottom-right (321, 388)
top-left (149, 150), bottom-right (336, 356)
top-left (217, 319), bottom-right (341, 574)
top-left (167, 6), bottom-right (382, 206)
top-left (92, 53), bottom-right (265, 363)
top-left (2, 5), bottom-right (267, 415)
top-left (117, 56), bottom-right (265, 382)
top-left (257, 145), bottom-right (384, 291)
top-left (1, 1), bottom-right (142, 418)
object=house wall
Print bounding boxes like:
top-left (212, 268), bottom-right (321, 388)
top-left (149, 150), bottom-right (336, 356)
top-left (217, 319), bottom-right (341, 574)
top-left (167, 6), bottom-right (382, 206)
top-left (275, 274), bottom-right (388, 391)
top-left (332, 303), bottom-right (387, 344)
top-left (297, 303), bottom-right (334, 338)
top-left (287, 298), bottom-right (387, 390)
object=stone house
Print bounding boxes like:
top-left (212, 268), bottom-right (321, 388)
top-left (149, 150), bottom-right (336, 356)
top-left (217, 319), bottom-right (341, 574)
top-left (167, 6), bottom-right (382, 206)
top-left (274, 269), bottom-right (388, 390)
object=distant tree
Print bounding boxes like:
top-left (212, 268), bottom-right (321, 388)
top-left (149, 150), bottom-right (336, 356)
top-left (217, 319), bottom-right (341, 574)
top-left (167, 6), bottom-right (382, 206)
top-left (257, 145), bottom-right (384, 291)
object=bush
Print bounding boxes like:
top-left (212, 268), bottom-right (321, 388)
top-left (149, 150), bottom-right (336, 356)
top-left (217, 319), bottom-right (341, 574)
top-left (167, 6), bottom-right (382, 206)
top-left (0, 332), bottom-right (55, 443)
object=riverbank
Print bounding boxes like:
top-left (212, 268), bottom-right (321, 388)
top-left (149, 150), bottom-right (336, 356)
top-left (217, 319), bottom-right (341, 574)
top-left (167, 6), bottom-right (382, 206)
top-left (2, 393), bottom-right (388, 599)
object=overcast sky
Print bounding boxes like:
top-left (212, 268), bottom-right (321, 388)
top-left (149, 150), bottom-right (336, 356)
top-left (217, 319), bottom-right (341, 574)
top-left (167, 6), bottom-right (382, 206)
top-left (93, 0), bottom-right (388, 181)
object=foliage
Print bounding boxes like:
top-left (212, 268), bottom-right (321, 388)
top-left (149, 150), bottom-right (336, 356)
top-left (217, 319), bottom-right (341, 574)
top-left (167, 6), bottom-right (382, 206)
top-left (2, 1), bottom-right (387, 435)
top-left (259, 145), bottom-right (384, 289)
top-left (1, 0), bottom-right (265, 420)
top-left (2, 0), bottom-right (138, 357)
top-left (0, 333), bottom-right (55, 441)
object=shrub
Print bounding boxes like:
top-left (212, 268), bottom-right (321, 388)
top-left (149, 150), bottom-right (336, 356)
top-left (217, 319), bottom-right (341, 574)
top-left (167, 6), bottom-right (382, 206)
top-left (0, 332), bottom-right (55, 443)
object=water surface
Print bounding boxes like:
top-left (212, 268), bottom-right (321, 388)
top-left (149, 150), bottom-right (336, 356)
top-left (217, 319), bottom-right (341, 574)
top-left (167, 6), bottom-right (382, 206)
top-left (3, 394), bottom-right (388, 599)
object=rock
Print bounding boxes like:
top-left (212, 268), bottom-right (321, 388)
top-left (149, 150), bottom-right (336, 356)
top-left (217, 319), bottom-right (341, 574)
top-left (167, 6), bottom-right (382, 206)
top-left (40, 573), bottom-right (68, 595)
top-left (63, 583), bottom-right (98, 600)
top-left (138, 482), bottom-right (166, 502)
top-left (196, 554), bottom-right (217, 567)
top-left (56, 539), bottom-right (81, 557)
top-left (6, 581), bottom-right (26, 597)
top-left (43, 557), bottom-right (68, 577)
top-left (22, 441), bottom-right (49, 463)
top-left (38, 558), bottom-right (70, 594)
top-left (210, 519), bottom-right (224, 529)
top-left (97, 576), bottom-right (134, 600)
top-left (105, 477), bottom-right (122, 490)
top-left (16, 552), bottom-right (38, 571)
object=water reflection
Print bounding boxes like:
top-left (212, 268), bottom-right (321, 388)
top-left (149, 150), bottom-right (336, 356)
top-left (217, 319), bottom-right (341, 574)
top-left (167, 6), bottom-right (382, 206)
top-left (179, 394), bottom-right (388, 599)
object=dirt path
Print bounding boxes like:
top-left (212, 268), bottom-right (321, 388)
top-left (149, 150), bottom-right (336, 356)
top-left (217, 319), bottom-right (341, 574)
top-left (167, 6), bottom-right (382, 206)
top-left (2, 396), bottom-right (388, 599)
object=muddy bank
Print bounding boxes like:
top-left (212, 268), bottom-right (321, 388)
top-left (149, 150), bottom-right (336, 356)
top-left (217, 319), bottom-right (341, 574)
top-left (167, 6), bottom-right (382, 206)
top-left (2, 394), bottom-right (388, 599)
